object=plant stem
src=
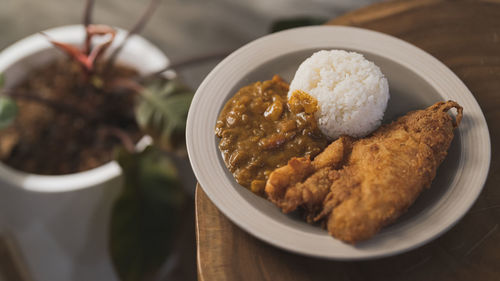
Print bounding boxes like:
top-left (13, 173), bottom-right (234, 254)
top-left (5, 90), bottom-right (138, 128)
top-left (8, 90), bottom-right (138, 153)
top-left (83, 0), bottom-right (95, 26)
top-left (9, 91), bottom-right (138, 153)
top-left (83, 0), bottom-right (95, 55)
top-left (105, 0), bottom-right (161, 72)
top-left (7, 91), bottom-right (93, 120)
top-left (144, 49), bottom-right (233, 80)
top-left (102, 126), bottom-right (136, 153)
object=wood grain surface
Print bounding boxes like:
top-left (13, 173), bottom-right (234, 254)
top-left (196, 0), bottom-right (500, 280)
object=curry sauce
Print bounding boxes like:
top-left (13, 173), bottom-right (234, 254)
top-left (215, 75), bottom-right (328, 195)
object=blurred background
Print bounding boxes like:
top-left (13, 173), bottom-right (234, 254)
top-left (0, 0), bottom-right (381, 280)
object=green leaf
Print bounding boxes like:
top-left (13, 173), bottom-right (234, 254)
top-left (135, 78), bottom-right (193, 150)
top-left (0, 96), bottom-right (18, 130)
top-left (0, 73), bottom-right (4, 88)
top-left (109, 146), bottom-right (186, 281)
top-left (269, 17), bottom-right (327, 33)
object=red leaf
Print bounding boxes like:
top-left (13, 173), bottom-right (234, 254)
top-left (86, 24), bottom-right (117, 37)
top-left (41, 25), bottom-right (116, 73)
top-left (41, 33), bottom-right (92, 71)
top-left (86, 24), bottom-right (116, 63)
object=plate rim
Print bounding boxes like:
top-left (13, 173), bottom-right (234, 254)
top-left (186, 25), bottom-right (491, 259)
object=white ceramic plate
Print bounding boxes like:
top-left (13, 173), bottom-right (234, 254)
top-left (186, 26), bottom-right (490, 259)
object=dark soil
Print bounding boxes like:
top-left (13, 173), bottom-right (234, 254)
top-left (0, 58), bottom-right (142, 175)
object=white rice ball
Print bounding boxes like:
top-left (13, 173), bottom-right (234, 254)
top-left (288, 50), bottom-right (389, 139)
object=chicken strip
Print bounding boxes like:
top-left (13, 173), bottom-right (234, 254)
top-left (266, 136), bottom-right (353, 216)
top-left (265, 101), bottom-right (463, 243)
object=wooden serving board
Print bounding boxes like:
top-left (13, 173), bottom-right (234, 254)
top-left (196, 0), bottom-right (500, 280)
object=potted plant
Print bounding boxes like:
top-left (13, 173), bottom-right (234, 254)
top-left (0, 0), bottom-right (196, 280)
top-left (0, 24), bottom-right (169, 192)
top-left (0, 0), bottom-right (176, 192)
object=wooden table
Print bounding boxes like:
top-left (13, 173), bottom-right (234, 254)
top-left (195, 1), bottom-right (500, 280)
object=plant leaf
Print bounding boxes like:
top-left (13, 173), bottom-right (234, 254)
top-left (86, 24), bottom-right (117, 63)
top-left (41, 33), bottom-right (93, 71)
top-left (135, 78), bottom-right (193, 150)
top-left (110, 146), bottom-right (186, 281)
top-left (0, 96), bottom-right (18, 130)
top-left (0, 73), bottom-right (4, 88)
top-left (42, 25), bottom-right (116, 73)
top-left (269, 17), bottom-right (327, 33)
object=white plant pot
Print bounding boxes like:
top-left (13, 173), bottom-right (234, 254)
top-left (0, 25), bottom-right (168, 192)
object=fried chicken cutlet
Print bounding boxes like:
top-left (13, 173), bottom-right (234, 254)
top-left (265, 101), bottom-right (463, 244)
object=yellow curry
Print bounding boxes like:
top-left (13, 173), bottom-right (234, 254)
top-left (215, 75), bottom-right (328, 195)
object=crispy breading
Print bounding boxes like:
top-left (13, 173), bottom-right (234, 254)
top-left (265, 101), bottom-right (463, 243)
top-left (266, 136), bottom-right (353, 216)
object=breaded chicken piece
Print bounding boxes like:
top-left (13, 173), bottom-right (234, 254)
top-left (265, 101), bottom-right (463, 243)
top-left (266, 136), bottom-right (353, 217)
